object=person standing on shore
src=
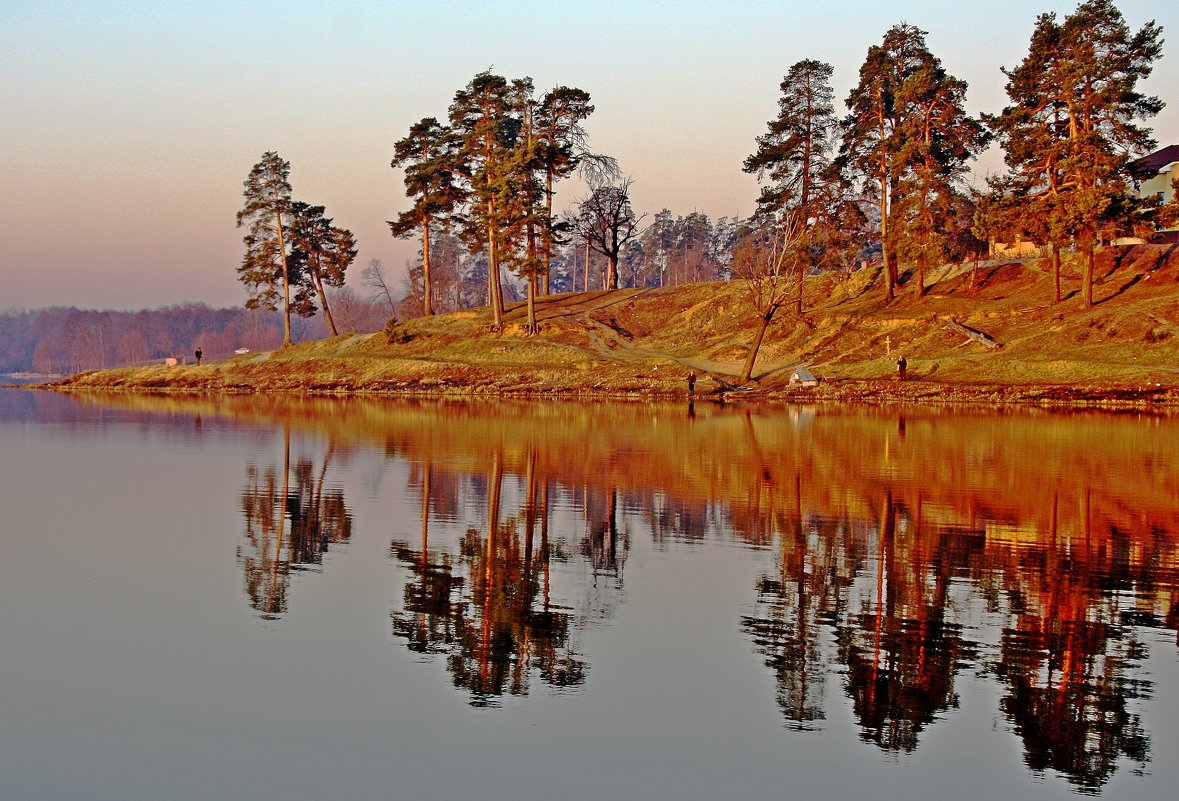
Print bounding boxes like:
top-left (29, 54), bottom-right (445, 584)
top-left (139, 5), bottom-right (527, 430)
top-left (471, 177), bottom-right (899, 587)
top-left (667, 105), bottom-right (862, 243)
top-left (896, 356), bottom-right (907, 381)
top-left (195, 348), bottom-right (203, 366)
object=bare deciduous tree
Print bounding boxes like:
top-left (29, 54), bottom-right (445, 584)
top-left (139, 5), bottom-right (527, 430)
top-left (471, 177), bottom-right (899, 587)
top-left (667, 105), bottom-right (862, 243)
top-left (362, 258), bottom-right (397, 316)
top-left (575, 179), bottom-right (644, 291)
top-left (731, 213), bottom-right (806, 383)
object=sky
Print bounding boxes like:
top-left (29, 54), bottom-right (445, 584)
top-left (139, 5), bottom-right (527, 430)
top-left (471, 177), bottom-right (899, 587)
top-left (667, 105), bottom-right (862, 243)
top-left (2, 0), bottom-right (1177, 312)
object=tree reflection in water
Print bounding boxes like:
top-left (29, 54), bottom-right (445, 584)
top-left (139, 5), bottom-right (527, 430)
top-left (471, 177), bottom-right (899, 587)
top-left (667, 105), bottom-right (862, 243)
top-left (742, 467), bottom-right (1166, 789)
top-left (391, 449), bottom-right (619, 706)
top-left (741, 474), bottom-right (862, 730)
top-left (238, 425), bottom-right (352, 619)
top-left (838, 493), bottom-right (978, 753)
top-left (86, 394), bottom-right (1176, 789)
top-left (987, 492), bottom-right (1153, 793)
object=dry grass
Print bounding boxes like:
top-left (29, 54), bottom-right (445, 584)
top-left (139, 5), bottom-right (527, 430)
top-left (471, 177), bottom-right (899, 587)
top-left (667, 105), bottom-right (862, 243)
top-left (53, 244), bottom-right (1179, 408)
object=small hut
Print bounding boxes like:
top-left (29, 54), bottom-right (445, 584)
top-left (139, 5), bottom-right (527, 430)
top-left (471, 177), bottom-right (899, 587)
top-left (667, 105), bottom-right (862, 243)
top-left (789, 365), bottom-right (819, 387)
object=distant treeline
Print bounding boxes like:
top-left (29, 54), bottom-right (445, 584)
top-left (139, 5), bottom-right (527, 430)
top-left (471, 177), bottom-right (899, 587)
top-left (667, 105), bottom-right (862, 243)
top-left (0, 293), bottom-right (390, 374)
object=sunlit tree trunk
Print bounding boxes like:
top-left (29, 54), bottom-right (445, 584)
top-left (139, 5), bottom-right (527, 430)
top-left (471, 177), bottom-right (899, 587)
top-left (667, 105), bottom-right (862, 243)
top-left (422, 218), bottom-right (434, 316)
top-left (274, 206), bottom-right (293, 347)
top-left (543, 173), bottom-right (554, 295)
top-left (1083, 247), bottom-right (1094, 307)
top-left (487, 199), bottom-right (504, 329)
top-left (877, 93), bottom-right (896, 303)
top-left (525, 221), bottom-right (538, 333)
top-left (740, 303), bottom-right (781, 383)
top-left (1052, 247), bottom-right (1062, 304)
top-left (272, 426), bottom-right (291, 603)
top-left (311, 269), bottom-right (339, 336)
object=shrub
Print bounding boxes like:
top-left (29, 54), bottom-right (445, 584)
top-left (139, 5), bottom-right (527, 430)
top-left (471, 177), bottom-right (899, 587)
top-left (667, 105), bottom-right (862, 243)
top-left (384, 317), bottom-right (412, 345)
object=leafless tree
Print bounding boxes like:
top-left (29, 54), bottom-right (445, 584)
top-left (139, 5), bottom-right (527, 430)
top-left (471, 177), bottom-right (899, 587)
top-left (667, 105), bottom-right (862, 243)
top-left (730, 212), bottom-right (806, 383)
top-left (575, 179), bottom-right (645, 290)
top-left (362, 258), bottom-right (397, 316)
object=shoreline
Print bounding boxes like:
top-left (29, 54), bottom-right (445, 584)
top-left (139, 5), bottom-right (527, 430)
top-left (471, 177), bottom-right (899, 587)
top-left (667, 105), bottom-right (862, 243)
top-left (26, 251), bottom-right (1179, 413)
top-left (31, 375), bottom-right (1179, 413)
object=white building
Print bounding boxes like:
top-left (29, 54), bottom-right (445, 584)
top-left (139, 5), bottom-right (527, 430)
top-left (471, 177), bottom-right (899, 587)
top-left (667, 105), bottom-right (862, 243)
top-left (1133, 144), bottom-right (1179, 205)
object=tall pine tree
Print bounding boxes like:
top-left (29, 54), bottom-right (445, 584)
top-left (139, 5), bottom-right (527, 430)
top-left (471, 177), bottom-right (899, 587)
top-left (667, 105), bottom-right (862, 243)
top-left (449, 72), bottom-right (519, 331)
top-left (892, 55), bottom-right (989, 297)
top-left (535, 87), bottom-right (604, 295)
top-left (841, 25), bottom-right (986, 302)
top-left (390, 118), bottom-right (464, 317)
top-left (990, 1), bottom-right (1163, 306)
top-left (745, 59), bottom-right (843, 313)
top-left (288, 202), bottom-right (357, 337)
top-left (236, 152), bottom-right (297, 347)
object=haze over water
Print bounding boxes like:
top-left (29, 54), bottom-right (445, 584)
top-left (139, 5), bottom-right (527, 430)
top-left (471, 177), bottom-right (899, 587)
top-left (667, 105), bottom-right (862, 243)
top-left (1, 390), bottom-right (1177, 800)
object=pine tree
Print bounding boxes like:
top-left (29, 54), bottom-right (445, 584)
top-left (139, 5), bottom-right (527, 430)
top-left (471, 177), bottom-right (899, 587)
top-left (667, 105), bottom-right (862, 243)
top-left (288, 202), bottom-right (357, 337)
top-left (745, 59), bottom-right (844, 313)
top-left (500, 77), bottom-right (546, 333)
top-left (390, 118), bottom-right (464, 316)
top-left (841, 25), bottom-right (986, 302)
top-left (892, 56), bottom-right (989, 297)
top-left (449, 71), bottom-right (519, 331)
top-left (536, 87), bottom-right (606, 294)
top-left (841, 24), bottom-right (930, 302)
top-left (236, 152), bottom-right (297, 347)
top-left (990, 1), bottom-right (1163, 305)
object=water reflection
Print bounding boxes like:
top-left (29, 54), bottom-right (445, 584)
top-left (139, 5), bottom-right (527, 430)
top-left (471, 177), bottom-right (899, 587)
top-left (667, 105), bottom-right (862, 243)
top-left (389, 450), bottom-right (632, 706)
top-left (742, 468), bottom-right (1175, 790)
top-left (66, 393), bottom-right (1179, 791)
top-left (986, 496), bottom-right (1156, 792)
top-left (238, 425), bottom-right (352, 618)
top-left (742, 480), bottom-right (860, 732)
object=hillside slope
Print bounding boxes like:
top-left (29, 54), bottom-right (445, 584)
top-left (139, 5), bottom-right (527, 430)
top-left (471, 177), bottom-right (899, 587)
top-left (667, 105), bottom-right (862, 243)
top-left (52, 244), bottom-right (1179, 407)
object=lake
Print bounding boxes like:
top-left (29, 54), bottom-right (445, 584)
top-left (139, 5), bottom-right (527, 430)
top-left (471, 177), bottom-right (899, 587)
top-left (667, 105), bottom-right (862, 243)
top-left (1, 389), bottom-right (1176, 801)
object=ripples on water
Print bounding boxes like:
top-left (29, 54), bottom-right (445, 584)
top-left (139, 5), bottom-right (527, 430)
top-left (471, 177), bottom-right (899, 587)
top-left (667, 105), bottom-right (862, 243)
top-left (2, 390), bottom-right (1176, 799)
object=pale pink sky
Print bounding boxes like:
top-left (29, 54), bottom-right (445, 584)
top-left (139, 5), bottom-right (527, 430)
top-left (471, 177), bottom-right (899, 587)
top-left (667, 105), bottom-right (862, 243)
top-left (2, 0), bottom-right (1176, 311)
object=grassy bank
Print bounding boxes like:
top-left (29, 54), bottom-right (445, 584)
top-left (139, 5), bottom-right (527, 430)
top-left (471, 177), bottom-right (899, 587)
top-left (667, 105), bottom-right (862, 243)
top-left (49, 244), bottom-right (1179, 409)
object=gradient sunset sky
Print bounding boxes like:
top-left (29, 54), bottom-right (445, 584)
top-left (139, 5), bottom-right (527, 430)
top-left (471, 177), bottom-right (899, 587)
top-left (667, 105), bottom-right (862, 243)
top-left (2, 0), bottom-right (1177, 311)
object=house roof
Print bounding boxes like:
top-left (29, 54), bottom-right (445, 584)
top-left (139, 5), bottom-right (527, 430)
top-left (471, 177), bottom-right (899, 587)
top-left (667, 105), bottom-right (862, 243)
top-left (791, 365), bottom-right (817, 382)
top-left (1131, 144), bottom-right (1179, 175)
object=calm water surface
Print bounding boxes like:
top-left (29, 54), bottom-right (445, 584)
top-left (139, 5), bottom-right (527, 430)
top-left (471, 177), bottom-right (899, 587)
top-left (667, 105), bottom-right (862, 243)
top-left (1, 390), bottom-right (1177, 801)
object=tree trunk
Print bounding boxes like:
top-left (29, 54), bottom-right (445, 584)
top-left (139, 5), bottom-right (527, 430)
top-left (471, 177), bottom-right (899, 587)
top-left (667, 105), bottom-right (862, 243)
top-left (313, 274), bottom-right (339, 336)
top-left (275, 209), bottom-right (292, 347)
top-left (740, 304), bottom-right (779, 383)
top-left (1052, 247), bottom-right (1061, 304)
top-left (422, 217), bottom-right (433, 316)
top-left (607, 255), bottom-right (619, 290)
top-left (878, 103), bottom-right (894, 304)
top-left (543, 172), bottom-right (554, 295)
top-left (883, 251), bottom-right (896, 301)
top-left (1083, 246), bottom-right (1094, 306)
top-left (487, 201), bottom-right (504, 330)
top-left (917, 254), bottom-right (927, 299)
top-left (795, 256), bottom-right (806, 316)
top-left (525, 270), bottom-right (537, 333)
top-left (526, 219), bottom-right (538, 332)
